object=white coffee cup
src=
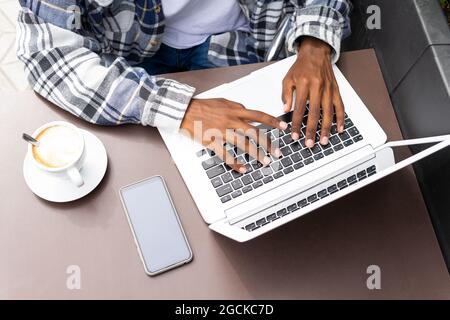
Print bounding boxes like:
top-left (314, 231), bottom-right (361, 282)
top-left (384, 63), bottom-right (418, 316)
top-left (28, 121), bottom-right (86, 187)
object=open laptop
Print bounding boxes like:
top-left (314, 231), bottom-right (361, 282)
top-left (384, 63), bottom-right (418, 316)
top-left (159, 56), bottom-right (450, 242)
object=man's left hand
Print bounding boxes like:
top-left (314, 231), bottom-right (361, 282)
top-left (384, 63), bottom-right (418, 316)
top-left (282, 36), bottom-right (345, 148)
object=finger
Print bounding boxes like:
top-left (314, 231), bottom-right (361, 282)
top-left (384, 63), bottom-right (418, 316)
top-left (320, 85), bottom-right (333, 145)
top-left (333, 81), bottom-right (345, 133)
top-left (291, 84), bottom-right (308, 141)
top-left (281, 78), bottom-right (295, 113)
top-left (208, 140), bottom-right (247, 173)
top-left (237, 108), bottom-right (288, 131)
top-left (234, 129), bottom-right (271, 166)
top-left (305, 87), bottom-right (322, 148)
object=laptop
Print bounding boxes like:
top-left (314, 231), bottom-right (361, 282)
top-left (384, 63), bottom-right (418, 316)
top-left (159, 56), bottom-right (450, 242)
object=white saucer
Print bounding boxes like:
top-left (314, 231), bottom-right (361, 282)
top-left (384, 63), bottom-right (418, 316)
top-left (23, 130), bottom-right (108, 202)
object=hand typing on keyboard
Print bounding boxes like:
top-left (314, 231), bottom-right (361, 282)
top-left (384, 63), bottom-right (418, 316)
top-left (282, 37), bottom-right (346, 148)
top-left (181, 98), bottom-right (287, 173)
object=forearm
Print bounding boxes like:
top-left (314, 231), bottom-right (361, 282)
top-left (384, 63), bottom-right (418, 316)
top-left (17, 8), bottom-right (195, 131)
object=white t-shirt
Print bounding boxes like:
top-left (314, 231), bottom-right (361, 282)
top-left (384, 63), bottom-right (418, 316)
top-left (161, 0), bottom-right (249, 49)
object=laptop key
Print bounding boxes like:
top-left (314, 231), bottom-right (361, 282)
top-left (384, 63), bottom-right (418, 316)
top-left (267, 213), bottom-right (277, 221)
top-left (283, 166), bottom-right (294, 175)
top-left (251, 170), bottom-right (263, 181)
top-left (368, 165), bottom-right (376, 174)
top-left (217, 184), bottom-right (233, 197)
top-left (343, 139), bottom-right (354, 147)
top-left (274, 171), bottom-right (284, 179)
top-left (347, 175), bottom-right (357, 185)
top-left (329, 135), bottom-right (341, 145)
top-left (291, 153), bottom-right (302, 163)
top-left (202, 156), bottom-right (221, 170)
top-left (221, 195), bottom-right (232, 203)
top-left (252, 180), bottom-right (263, 189)
top-left (307, 194), bottom-right (318, 203)
top-left (231, 180), bottom-right (243, 190)
top-left (344, 118), bottom-right (354, 128)
top-left (271, 161), bottom-right (283, 172)
top-left (354, 135), bottom-right (364, 143)
top-left (281, 157), bottom-right (293, 167)
top-left (291, 142), bottom-right (301, 152)
top-left (311, 144), bottom-right (322, 154)
top-left (300, 149), bottom-right (313, 159)
top-left (251, 161), bottom-right (263, 170)
top-left (256, 218), bottom-right (267, 226)
top-left (277, 208), bottom-right (287, 217)
top-left (282, 135), bottom-right (294, 145)
top-left (287, 204), bottom-right (297, 211)
top-left (211, 177), bottom-right (222, 188)
top-left (318, 189), bottom-right (328, 198)
top-left (328, 184), bottom-right (339, 194)
top-left (231, 190), bottom-right (242, 198)
top-left (245, 223), bottom-right (256, 231)
top-left (304, 158), bottom-right (314, 165)
top-left (207, 165), bottom-right (226, 179)
top-left (261, 166), bottom-right (273, 176)
top-left (242, 185), bottom-right (253, 193)
top-left (281, 146), bottom-right (292, 157)
top-left (348, 127), bottom-right (360, 137)
top-left (334, 144), bottom-right (344, 152)
top-left (293, 162), bottom-right (304, 170)
top-left (263, 176), bottom-right (274, 184)
top-left (298, 199), bottom-right (308, 207)
top-left (339, 131), bottom-right (351, 142)
top-left (221, 172), bottom-right (233, 183)
top-left (231, 170), bottom-right (243, 179)
top-left (324, 148), bottom-right (334, 156)
top-left (337, 180), bottom-right (348, 189)
top-left (357, 170), bottom-right (367, 179)
top-left (314, 153), bottom-right (324, 161)
top-left (241, 175), bottom-right (253, 186)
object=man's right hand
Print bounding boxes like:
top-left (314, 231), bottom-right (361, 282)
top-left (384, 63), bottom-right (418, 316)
top-left (180, 98), bottom-right (288, 173)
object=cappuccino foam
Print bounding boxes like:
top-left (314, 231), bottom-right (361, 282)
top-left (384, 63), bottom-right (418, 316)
top-left (32, 125), bottom-right (83, 168)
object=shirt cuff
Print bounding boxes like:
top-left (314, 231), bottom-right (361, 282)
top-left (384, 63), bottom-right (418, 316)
top-left (286, 5), bottom-right (345, 64)
top-left (142, 79), bottom-right (196, 132)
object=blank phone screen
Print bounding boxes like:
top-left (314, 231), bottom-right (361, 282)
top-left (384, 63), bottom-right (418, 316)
top-left (120, 176), bottom-right (192, 274)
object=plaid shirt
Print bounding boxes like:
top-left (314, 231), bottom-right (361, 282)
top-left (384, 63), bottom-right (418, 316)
top-left (17, 0), bottom-right (352, 132)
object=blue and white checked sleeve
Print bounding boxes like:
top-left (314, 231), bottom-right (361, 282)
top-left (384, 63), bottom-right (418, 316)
top-left (16, 6), bottom-right (195, 132)
top-left (287, 0), bottom-right (352, 63)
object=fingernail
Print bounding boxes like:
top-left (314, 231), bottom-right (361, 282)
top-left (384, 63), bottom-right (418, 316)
top-left (306, 139), bottom-right (314, 148)
top-left (280, 121), bottom-right (288, 130)
top-left (292, 132), bottom-right (299, 140)
top-left (274, 148), bottom-right (282, 158)
top-left (239, 167), bottom-right (247, 174)
top-left (321, 136), bottom-right (329, 145)
top-left (283, 104), bottom-right (290, 112)
top-left (263, 156), bottom-right (271, 165)
top-left (339, 125), bottom-right (344, 133)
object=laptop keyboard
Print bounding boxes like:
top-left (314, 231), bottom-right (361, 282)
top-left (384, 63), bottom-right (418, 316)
top-left (197, 107), bottom-right (364, 204)
top-left (243, 165), bottom-right (377, 232)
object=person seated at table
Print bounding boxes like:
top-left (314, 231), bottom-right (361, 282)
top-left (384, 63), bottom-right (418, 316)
top-left (17, 0), bottom-right (352, 172)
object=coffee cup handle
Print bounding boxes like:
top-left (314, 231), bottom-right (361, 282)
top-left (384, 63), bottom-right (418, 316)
top-left (67, 167), bottom-right (84, 187)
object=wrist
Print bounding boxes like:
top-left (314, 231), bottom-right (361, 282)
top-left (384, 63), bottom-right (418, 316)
top-left (297, 36), bottom-right (331, 57)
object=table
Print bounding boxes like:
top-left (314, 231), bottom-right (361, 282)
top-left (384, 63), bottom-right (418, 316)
top-left (1, 49), bottom-right (449, 299)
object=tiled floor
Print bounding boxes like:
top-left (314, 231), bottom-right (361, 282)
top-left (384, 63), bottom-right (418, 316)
top-left (0, 0), bottom-right (29, 92)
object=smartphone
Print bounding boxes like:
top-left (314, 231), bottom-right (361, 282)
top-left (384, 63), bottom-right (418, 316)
top-left (119, 176), bottom-right (193, 276)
